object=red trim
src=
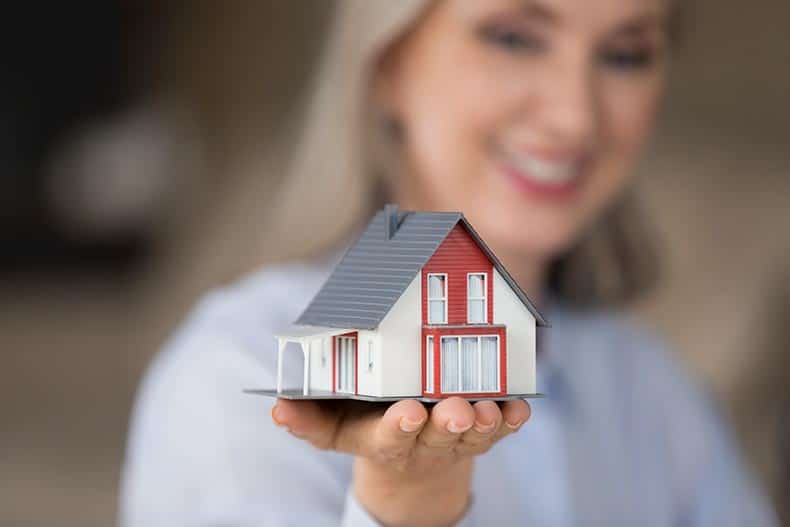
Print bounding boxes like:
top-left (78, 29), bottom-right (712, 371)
top-left (420, 333), bottom-right (442, 395)
top-left (331, 336), bottom-right (336, 393)
top-left (421, 326), bottom-right (507, 397)
top-left (332, 332), bottom-right (359, 394)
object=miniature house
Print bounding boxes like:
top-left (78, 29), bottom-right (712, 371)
top-left (270, 204), bottom-right (548, 401)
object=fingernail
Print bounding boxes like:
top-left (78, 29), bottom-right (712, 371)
top-left (399, 417), bottom-right (425, 433)
top-left (473, 420), bottom-right (497, 434)
top-left (447, 420), bottom-right (473, 434)
top-left (505, 419), bottom-right (525, 430)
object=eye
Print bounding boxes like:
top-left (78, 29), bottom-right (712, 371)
top-left (479, 25), bottom-right (546, 53)
top-left (601, 47), bottom-right (656, 70)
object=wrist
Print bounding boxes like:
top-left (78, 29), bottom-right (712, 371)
top-left (352, 456), bottom-right (473, 527)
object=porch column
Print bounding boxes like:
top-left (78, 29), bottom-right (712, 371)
top-left (300, 339), bottom-right (310, 396)
top-left (276, 338), bottom-right (286, 393)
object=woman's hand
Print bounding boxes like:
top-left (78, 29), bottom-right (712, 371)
top-left (271, 397), bottom-right (531, 526)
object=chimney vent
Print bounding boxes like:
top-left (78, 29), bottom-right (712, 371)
top-left (384, 203), bottom-right (398, 240)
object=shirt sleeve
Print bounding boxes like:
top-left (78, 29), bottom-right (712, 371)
top-left (119, 330), bottom-right (356, 526)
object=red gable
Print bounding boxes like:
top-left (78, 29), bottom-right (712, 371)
top-left (421, 223), bottom-right (494, 325)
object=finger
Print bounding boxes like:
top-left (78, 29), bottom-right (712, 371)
top-left (456, 400), bottom-right (502, 456)
top-left (271, 399), bottom-right (343, 449)
top-left (364, 399), bottom-right (428, 467)
top-left (416, 397), bottom-right (475, 457)
top-left (493, 399), bottom-right (532, 442)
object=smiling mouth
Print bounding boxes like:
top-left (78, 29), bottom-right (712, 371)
top-left (497, 149), bottom-right (589, 199)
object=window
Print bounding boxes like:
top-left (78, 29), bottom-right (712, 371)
top-left (440, 335), bottom-right (499, 393)
top-left (336, 336), bottom-right (356, 393)
top-left (427, 274), bottom-right (447, 324)
top-left (425, 336), bottom-right (434, 393)
top-left (467, 273), bottom-right (487, 323)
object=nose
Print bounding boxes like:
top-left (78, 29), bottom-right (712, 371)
top-left (531, 54), bottom-right (598, 147)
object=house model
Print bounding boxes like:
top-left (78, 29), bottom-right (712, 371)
top-left (250, 204), bottom-right (548, 401)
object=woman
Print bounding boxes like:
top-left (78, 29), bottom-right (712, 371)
top-left (120, 1), bottom-right (777, 525)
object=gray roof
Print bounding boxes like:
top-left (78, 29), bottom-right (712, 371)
top-left (295, 206), bottom-right (548, 329)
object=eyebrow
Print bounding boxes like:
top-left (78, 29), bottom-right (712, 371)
top-left (518, 0), bottom-right (559, 25)
top-left (615, 13), bottom-right (669, 36)
top-left (515, 0), bottom-right (669, 35)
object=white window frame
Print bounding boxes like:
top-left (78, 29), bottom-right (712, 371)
top-left (427, 273), bottom-right (448, 324)
top-left (425, 335), bottom-right (434, 393)
top-left (466, 272), bottom-right (487, 324)
top-left (439, 335), bottom-right (500, 393)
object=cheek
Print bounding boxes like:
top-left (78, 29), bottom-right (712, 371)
top-left (402, 59), bottom-right (509, 206)
top-left (587, 76), bottom-right (664, 204)
top-left (602, 76), bottom-right (663, 162)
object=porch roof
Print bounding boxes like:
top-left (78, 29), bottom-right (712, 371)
top-left (274, 325), bottom-right (354, 341)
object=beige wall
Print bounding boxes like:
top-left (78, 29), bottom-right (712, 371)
top-left (492, 269), bottom-right (537, 395)
top-left (378, 274), bottom-right (423, 397)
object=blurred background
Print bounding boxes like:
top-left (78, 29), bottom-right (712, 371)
top-left (1, 1), bottom-right (788, 525)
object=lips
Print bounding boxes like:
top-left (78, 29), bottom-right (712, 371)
top-left (497, 149), bottom-right (588, 199)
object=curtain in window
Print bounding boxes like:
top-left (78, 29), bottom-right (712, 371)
top-left (428, 275), bottom-right (446, 323)
top-left (441, 337), bottom-right (458, 392)
top-left (461, 337), bottom-right (479, 391)
top-left (468, 299), bottom-right (485, 323)
top-left (481, 337), bottom-right (498, 391)
top-left (468, 274), bottom-right (484, 296)
top-left (338, 338), bottom-right (344, 391)
top-left (349, 339), bottom-right (355, 390)
top-left (429, 301), bottom-right (444, 323)
top-left (467, 274), bottom-right (485, 323)
top-left (429, 275), bottom-right (445, 296)
top-left (337, 338), bottom-right (356, 393)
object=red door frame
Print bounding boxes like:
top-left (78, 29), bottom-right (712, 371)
top-left (421, 326), bottom-right (507, 397)
top-left (332, 331), bottom-right (359, 394)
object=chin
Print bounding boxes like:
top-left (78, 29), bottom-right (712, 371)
top-left (478, 209), bottom-right (581, 263)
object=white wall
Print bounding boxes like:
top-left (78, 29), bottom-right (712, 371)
top-left (356, 330), bottom-right (381, 396)
top-left (306, 331), bottom-right (383, 396)
top-left (492, 269), bottom-right (536, 394)
top-left (377, 273), bottom-right (422, 397)
top-left (308, 336), bottom-right (332, 391)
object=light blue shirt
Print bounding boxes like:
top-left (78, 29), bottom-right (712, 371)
top-left (119, 257), bottom-right (778, 526)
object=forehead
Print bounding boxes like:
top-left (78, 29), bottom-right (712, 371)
top-left (449, 0), bottom-right (671, 33)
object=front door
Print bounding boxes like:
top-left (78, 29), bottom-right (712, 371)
top-left (335, 336), bottom-right (356, 394)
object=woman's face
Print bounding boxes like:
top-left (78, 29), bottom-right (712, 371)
top-left (381, 0), bottom-right (670, 264)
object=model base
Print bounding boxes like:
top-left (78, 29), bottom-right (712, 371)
top-left (244, 388), bottom-right (544, 402)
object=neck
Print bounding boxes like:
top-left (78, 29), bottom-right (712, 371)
top-left (493, 246), bottom-right (548, 306)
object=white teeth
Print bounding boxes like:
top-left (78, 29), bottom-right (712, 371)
top-left (511, 154), bottom-right (579, 184)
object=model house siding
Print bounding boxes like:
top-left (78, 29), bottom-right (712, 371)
top-left (492, 269), bottom-right (536, 393)
top-left (355, 330), bottom-right (380, 396)
top-left (274, 205), bottom-right (546, 401)
top-left (377, 273), bottom-right (422, 397)
top-left (421, 223), bottom-right (494, 325)
top-left (307, 337), bottom-right (332, 391)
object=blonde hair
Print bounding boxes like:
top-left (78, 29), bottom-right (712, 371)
top-left (215, 0), bottom-right (659, 304)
